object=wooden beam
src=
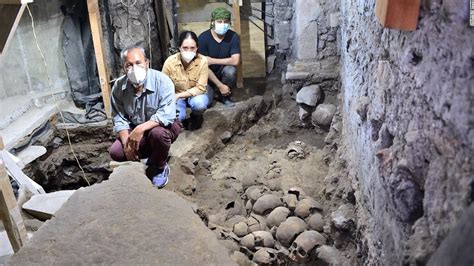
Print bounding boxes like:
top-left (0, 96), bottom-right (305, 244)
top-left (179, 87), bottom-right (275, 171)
top-left (232, 0), bottom-right (244, 89)
top-left (0, 136), bottom-right (27, 253)
top-left (87, 0), bottom-right (112, 118)
top-left (0, 0), bottom-right (32, 4)
top-left (0, 4), bottom-right (25, 58)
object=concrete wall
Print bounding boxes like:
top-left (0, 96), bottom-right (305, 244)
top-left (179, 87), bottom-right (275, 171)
top-left (0, 0), bottom-right (69, 130)
top-left (340, 0), bottom-right (473, 264)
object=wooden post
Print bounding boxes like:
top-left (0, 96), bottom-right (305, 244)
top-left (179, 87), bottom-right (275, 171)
top-left (87, 0), bottom-right (112, 118)
top-left (232, 0), bottom-right (244, 89)
top-left (0, 4), bottom-right (26, 61)
top-left (0, 136), bottom-right (27, 253)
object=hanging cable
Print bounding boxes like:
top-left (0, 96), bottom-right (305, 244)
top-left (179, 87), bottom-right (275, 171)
top-left (26, 4), bottom-right (90, 186)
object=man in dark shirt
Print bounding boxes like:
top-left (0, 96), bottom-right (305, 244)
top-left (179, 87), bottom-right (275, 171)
top-left (198, 7), bottom-right (240, 107)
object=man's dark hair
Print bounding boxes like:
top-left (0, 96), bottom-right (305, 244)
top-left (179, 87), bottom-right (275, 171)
top-left (177, 31), bottom-right (199, 48)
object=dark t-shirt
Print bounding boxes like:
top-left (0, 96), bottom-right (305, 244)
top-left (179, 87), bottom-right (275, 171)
top-left (198, 29), bottom-right (240, 73)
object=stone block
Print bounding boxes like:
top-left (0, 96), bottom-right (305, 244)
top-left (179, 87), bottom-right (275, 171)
top-left (312, 104), bottom-right (337, 127)
top-left (330, 12), bottom-right (340, 27)
top-left (275, 21), bottom-right (291, 50)
top-left (296, 85), bottom-right (321, 107)
top-left (294, 0), bottom-right (322, 60)
top-left (22, 190), bottom-right (75, 221)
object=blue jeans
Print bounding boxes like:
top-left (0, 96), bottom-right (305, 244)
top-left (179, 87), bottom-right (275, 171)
top-left (176, 94), bottom-right (209, 122)
top-left (206, 65), bottom-right (237, 105)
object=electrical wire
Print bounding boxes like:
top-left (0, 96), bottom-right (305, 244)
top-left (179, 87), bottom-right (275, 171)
top-left (26, 4), bottom-right (90, 186)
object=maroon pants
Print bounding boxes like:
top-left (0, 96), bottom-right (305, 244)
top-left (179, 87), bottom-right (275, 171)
top-left (109, 121), bottom-right (181, 169)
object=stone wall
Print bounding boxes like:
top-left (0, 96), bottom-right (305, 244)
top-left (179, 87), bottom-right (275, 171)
top-left (105, 0), bottom-right (163, 75)
top-left (339, 0), bottom-right (473, 264)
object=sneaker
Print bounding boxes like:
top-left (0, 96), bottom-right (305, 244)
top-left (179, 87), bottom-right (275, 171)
top-left (152, 163), bottom-right (170, 188)
top-left (222, 97), bottom-right (235, 107)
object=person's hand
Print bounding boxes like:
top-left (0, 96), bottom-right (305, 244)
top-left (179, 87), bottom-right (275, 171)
top-left (218, 84), bottom-right (231, 96)
top-left (124, 143), bottom-right (139, 161)
top-left (128, 127), bottom-right (144, 153)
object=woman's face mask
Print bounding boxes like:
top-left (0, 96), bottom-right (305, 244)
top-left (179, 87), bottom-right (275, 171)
top-left (214, 21), bottom-right (230, 35)
top-left (180, 51), bottom-right (196, 63)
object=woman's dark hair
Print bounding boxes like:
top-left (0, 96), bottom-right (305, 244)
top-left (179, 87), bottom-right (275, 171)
top-left (177, 31), bottom-right (199, 47)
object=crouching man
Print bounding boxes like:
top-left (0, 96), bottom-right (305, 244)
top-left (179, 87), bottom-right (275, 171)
top-left (109, 46), bottom-right (181, 188)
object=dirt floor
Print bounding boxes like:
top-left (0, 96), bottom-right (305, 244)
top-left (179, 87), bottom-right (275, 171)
top-left (21, 73), bottom-right (358, 264)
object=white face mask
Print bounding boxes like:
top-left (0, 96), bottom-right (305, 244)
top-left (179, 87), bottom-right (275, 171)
top-left (127, 65), bottom-right (147, 87)
top-left (214, 23), bottom-right (230, 35)
top-left (180, 51), bottom-right (196, 63)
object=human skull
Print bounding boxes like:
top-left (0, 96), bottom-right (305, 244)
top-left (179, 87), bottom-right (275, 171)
top-left (252, 194), bottom-right (283, 215)
top-left (253, 248), bottom-right (279, 264)
top-left (288, 230), bottom-right (326, 262)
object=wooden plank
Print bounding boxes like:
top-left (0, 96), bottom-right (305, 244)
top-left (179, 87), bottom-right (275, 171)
top-left (87, 0), bottom-right (112, 118)
top-left (2, 150), bottom-right (45, 194)
top-left (0, 0), bottom-right (32, 4)
top-left (154, 0), bottom-right (170, 57)
top-left (0, 4), bottom-right (24, 57)
top-left (232, 0), bottom-right (244, 88)
top-left (0, 136), bottom-right (27, 253)
top-left (375, 0), bottom-right (421, 31)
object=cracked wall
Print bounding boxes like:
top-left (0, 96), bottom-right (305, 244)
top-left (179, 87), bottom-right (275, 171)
top-left (340, 0), bottom-right (473, 264)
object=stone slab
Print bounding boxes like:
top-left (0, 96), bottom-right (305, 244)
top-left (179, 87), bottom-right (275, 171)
top-left (8, 163), bottom-right (235, 265)
top-left (22, 190), bottom-right (75, 221)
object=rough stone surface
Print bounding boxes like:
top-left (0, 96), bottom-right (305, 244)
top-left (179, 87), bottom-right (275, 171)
top-left (340, 0), bottom-right (474, 264)
top-left (296, 85), bottom-right (321, 107)
top-left (428, 205), bottom-right (474, 266)
top-left (293, 0), bottom-right (321, 60)
top-left (22, 190), bottom-right (75, 221)
top-left (312, 104), bottom-right (337, 127)
top-left (9, 163), bottom-right (235, 265)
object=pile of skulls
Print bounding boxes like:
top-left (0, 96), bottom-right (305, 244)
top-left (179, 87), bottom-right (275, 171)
top-left (210, 186), bottom-right (343, 264)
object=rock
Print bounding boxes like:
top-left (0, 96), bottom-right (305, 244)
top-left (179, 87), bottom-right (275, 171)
top-left (240, 170), bottom-right (259, 189)
top-left (296, 85), bottom-right (321, 107)
top-left (355, 96), bottom-right (370, 121)
top-left (331, 204), bottom-right (355, 231)
top-left (233, 222), bottom-right (249, 237)
top-left (245, 186), bottom-right (270, 203)
top-left (199, 159), bottom-right (212, 170)
top-left (306, 213), bottom-right (325, 232)
top-left (220, 131), bottom-right (232, 144)
top-left (252, 194), bottom-right (283, 215)
top-left (330, 12), bottom-right (340, 27)
top-left (299, 106), bottom-right (312, 121)
top-left (312, 104), bottom-right (337, 127)
top-left (22, 190), bottom-right (75, 221)
top-left (230, 251), bottom-right (252, 266)
top-left (316, 245), bottom-right (344, 265)
top-left (267, 54), bottom-right (277, 74)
